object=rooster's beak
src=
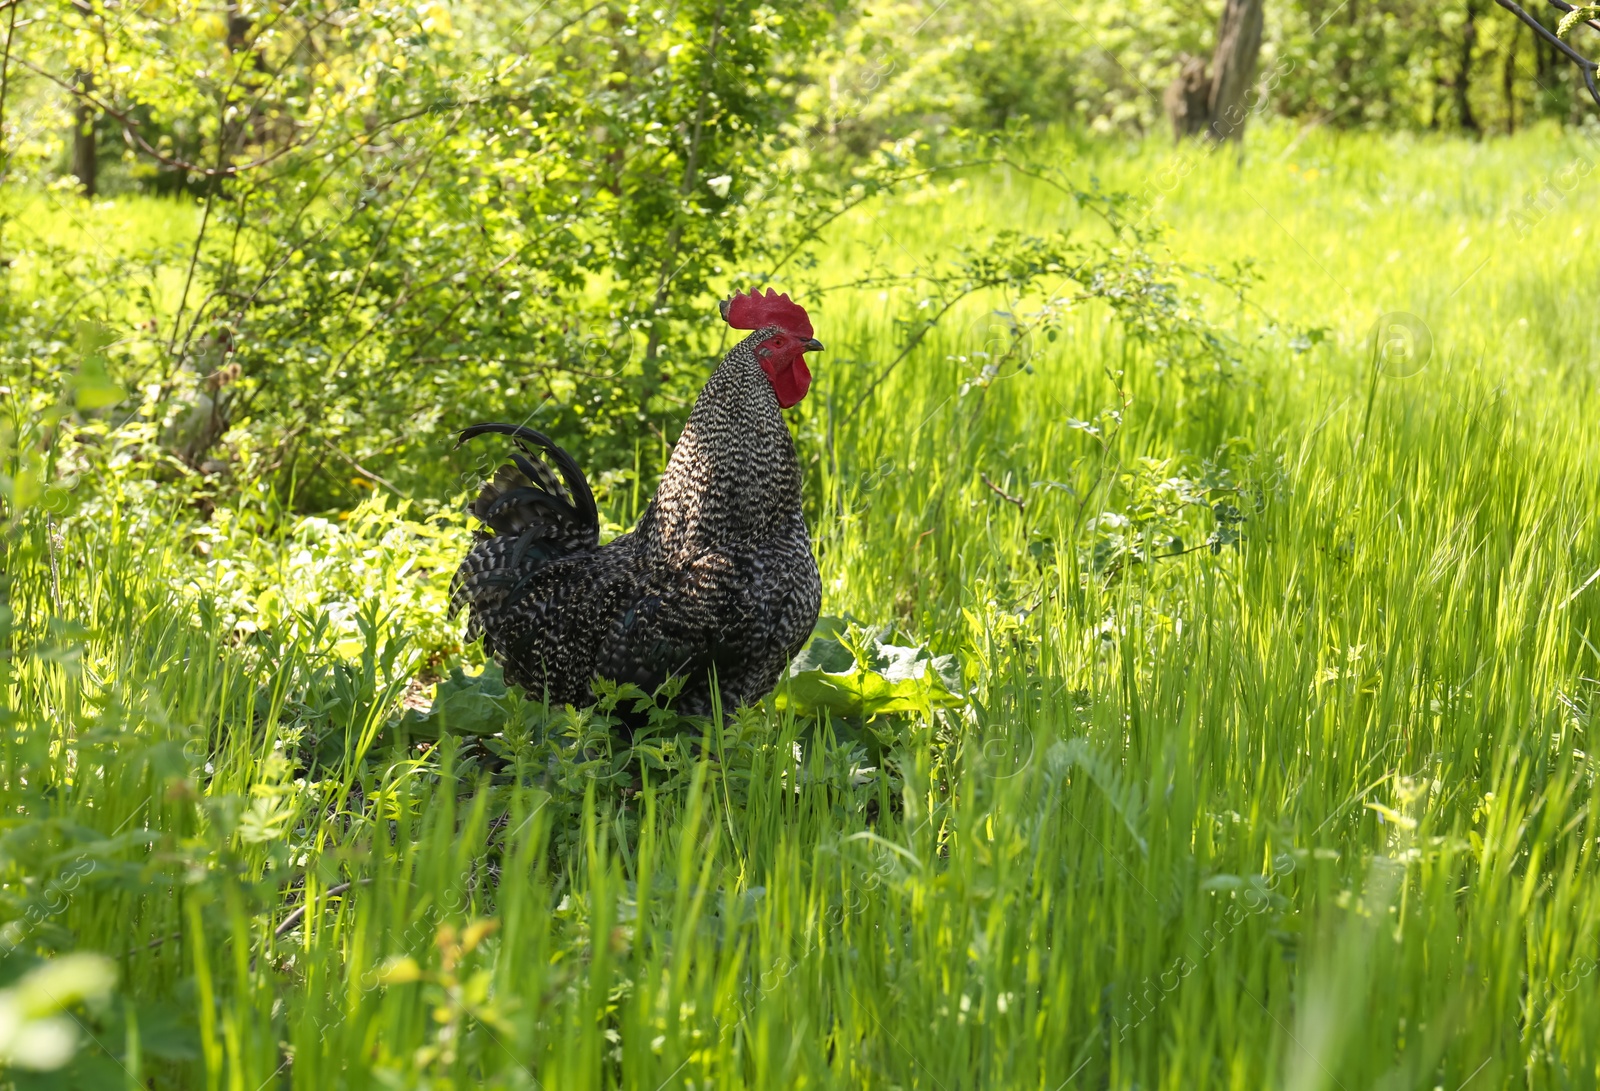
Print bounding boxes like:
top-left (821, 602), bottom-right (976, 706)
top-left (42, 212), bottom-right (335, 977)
top-left (802, 338), bottom-right (824, 352)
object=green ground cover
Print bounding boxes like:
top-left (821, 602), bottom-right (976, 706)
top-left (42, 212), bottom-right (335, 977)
top-left (5, 121), bottom-right (1600, 1088)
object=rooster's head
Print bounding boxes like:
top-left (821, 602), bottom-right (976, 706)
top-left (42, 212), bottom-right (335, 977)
top-left (721, 289), bottom-right (823, 409)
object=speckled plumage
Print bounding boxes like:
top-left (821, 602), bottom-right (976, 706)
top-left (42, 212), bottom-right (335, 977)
top-left (451, 325), bottom-right (822, 715)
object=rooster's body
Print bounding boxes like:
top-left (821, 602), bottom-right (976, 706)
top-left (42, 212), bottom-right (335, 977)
top-left (451, 291), bottom-right (823, 715)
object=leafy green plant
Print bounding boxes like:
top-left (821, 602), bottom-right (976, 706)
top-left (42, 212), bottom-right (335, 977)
top-left (6, 107), bottom-right (1600, 1091)
top-left (0, 953), bottom-right (118, 1079)
top-left (778, 615), bottom-right (965, 720)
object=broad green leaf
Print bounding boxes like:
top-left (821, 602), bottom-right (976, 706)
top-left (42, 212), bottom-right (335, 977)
top-left (777, 616), bottom-right (965, 719)
top-left (0, 953), bottom-right (117, 1072)
top-left (400, 662), bottom-right (514, 737)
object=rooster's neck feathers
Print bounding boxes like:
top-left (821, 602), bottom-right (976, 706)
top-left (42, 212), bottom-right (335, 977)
top-left (647, 328), bottom-right (802, 555)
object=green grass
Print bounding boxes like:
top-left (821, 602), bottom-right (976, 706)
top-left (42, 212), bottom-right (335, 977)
top-left (6, 119), bottom-right (1600, 1088)
top-left (1, 188), bottom-right (203, 317)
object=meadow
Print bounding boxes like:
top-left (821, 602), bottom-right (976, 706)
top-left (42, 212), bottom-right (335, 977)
top-left (7, 120), bottom-right (1600, 1088)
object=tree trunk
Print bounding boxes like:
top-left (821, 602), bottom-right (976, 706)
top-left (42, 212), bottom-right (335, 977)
top-left (69, 0), bottom-right (95, 197)
top-left (71, 70), bottom-right (96, 197)
top-left (1163, 55), bottom-right (1212, 141)
top-left (1502, 23), bottom-right (1518, 132)
top-left (1457, 0), bottom-right (1480, 133)
top-left (1207, 0), bottom-right (1266, 141)
top-left (226, 6), bottom-right (252, 51)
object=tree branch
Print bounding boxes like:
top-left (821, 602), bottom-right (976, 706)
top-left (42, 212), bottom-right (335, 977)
top-left (980, 472), bottom-right (1026, 514)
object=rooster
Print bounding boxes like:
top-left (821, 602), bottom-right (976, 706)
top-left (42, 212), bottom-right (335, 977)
top-left (451, 289), bottom-right (824, 716)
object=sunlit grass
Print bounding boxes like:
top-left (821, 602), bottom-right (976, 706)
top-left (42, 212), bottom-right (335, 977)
top-left (1, 188), bottom-right (204, 327)
top-left (6, 121), bottom-right (1600, 1088)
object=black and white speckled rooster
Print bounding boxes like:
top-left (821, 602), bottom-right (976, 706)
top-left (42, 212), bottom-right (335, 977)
top-left (450, 290), bottom-right (824, 716)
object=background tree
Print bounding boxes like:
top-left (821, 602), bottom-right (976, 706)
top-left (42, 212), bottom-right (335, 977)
top-left (9, 0), bottom-right (1597, 509)
top-left (68, 0), bottom-right (95, 195)
top-left (1206, 0), bottom-right (1266, 139)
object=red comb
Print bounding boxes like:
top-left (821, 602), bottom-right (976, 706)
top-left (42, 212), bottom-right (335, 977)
top-left (719, 288), bottom-right (813, 339)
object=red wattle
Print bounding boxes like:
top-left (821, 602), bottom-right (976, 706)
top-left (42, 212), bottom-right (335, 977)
top-left (762, 354), bottom-right (812, 408)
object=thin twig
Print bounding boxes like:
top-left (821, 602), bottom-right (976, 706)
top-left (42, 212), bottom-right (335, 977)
top-left (167, 2), bottom-right (316, 367)
top-left (642, 1), bottom-right (726, 369)
top-left (839, 292), bottom-right (967, 427)
top-left (521, 0), bottom-right (608, 51)
top-left (127, 931), bottom-right (184, 957)
top-left (44, 515), bottom-right (63, 614)
top-left (14, 57), bottom-right (320, 178)
top-left (1491, 0), bottom-right (1600, 106)
top-left (767, 160), bottom-right (1000, 278)
top-left (0, 0), bottom-right (17, 171)
top-left (980, 472), bottom-right (1026, 514)
top-left (166, 165), bottom-right (219, 361)
top-left (337, 103), bottom-right (468, 323)
top-left (274, 879), bottom-right (366, 938)
top-left (1155, 541), bottom-right (1216, 560)
top-left (321, 438), bottom-right (405, 496)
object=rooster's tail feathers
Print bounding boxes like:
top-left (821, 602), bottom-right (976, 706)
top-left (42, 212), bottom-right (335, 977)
top-left (451, 424), bottom-right (600, 623)
top-left (456, 423), bottom-right (598, 539)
